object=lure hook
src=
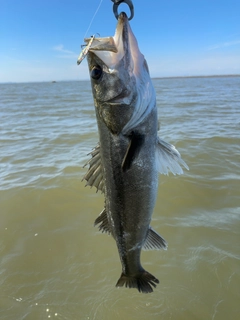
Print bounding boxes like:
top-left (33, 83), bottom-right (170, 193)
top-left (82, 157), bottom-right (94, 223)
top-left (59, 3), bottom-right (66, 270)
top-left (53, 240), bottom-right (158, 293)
top-left (111, 0), bottom-right (134, 21)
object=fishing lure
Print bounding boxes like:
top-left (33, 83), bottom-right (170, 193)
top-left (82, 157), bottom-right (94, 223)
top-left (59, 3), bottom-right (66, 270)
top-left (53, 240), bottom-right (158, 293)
top-left (77, 35), bottom-right (95, 65)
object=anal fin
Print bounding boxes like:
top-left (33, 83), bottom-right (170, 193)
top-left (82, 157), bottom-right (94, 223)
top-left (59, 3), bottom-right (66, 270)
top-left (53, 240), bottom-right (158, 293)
top-left (143, 227), bottom-right (168, 250)
top-left (94, 208), bottom-right (111, 234)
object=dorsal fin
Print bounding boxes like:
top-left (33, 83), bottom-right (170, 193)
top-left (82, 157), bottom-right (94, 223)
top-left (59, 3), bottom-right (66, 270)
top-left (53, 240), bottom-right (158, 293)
top-left (121, 132), bottom-right (145, 172)
top-left (94, 208), bottom-right (111, 234)
top-left (82, 143), bottom-right (104, 192)
top-left (143, 227), bottom-right (168, 250)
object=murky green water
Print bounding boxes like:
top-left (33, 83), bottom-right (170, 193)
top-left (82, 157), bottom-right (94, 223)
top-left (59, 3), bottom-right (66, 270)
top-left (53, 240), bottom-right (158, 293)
top-left (0, 77), bottom-right (240, 319)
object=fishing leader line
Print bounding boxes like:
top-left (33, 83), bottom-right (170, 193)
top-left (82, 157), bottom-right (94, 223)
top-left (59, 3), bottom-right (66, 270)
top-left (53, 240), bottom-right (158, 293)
top-left (77, 0), bottom-right (103, 65)
top-left (83, 0), bottom-right (104, 39)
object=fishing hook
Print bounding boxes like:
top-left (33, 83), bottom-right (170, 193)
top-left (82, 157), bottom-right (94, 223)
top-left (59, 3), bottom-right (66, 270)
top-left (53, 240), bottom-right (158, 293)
top-left (111, 0), bottom-right (134, 21)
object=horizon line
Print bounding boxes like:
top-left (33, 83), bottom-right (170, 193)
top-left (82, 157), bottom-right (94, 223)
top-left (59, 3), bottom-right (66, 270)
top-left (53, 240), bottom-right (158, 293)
top-left (1, 74), bottom-right (240, 84)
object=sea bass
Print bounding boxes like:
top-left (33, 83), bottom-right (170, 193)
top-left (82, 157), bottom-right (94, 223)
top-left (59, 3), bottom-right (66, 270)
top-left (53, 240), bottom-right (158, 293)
top-left (83, 12), bottom-right (188, 293)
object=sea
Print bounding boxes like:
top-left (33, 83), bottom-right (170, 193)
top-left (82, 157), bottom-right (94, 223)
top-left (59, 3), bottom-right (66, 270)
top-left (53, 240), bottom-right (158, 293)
top-left (0, 76), bottom-right (239, 320)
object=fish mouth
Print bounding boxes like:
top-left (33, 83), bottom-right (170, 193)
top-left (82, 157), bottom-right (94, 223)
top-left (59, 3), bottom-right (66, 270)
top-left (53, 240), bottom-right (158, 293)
top-left (85, 12), bottom-right (133, 69)
top-left (104, 90), bottom-right (128, 103)
top-left (103, 89), bottom-right (136, 106)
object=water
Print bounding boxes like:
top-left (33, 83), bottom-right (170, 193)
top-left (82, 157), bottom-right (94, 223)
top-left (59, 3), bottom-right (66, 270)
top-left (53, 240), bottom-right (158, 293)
top-left (0, 77), bottom-right (239, 319)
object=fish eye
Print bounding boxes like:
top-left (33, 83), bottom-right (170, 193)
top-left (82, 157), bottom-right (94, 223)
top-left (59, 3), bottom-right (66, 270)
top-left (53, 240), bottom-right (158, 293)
top-left (91, 66), bottom-right (102, 80)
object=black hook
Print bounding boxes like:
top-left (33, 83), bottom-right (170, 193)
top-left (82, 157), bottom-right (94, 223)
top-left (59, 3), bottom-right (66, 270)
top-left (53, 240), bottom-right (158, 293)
top-left (111, 0), bottom-right (134, 21)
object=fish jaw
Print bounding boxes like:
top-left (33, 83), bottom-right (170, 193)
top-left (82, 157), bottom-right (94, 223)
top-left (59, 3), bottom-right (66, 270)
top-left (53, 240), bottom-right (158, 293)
top-left (87, 12), bottom-right (144, 74)
top-left (87, 51), bottom-right (135, 134)
top-left (86, 12), bottom-right (154, 135)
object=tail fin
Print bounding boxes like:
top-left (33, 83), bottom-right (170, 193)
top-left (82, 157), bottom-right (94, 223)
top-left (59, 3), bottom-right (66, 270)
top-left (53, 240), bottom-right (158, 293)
top-left (116, 271), bottom-right (159, 293)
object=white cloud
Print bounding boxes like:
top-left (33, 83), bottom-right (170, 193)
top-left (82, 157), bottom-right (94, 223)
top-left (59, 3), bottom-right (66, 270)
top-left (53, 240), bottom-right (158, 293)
top-left (207, 39), bottom-right (240, 51)
top-left (53, 44), bottom-right (78, 58)
top-left (53, 44), bottom-right (73, 54)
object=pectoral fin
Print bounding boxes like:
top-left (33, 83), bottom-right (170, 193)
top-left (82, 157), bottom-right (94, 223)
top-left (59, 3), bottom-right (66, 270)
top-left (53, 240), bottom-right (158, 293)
top-left (143, 227), bottom-right (168, 250)
top-left (122, 132), bottom-right (145, 172)
top-left (82, 143), bottom-right (104, 192)
top-left (156, 137), bottom-right (189, 175)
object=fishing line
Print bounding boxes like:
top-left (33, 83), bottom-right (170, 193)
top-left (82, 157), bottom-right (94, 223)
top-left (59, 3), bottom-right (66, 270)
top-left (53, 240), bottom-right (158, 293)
top-left (84, 0), bottom-right (104, 39)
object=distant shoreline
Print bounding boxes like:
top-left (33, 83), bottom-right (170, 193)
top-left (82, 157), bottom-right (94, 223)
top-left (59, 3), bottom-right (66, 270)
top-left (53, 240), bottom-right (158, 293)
top-left (1, 74), bottom-right (240, 84)
top-left (152, 74), bottom-right (240, 80)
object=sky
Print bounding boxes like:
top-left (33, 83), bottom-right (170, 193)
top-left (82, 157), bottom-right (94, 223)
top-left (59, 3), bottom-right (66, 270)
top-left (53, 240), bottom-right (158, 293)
top-left (1, 0), bottom-right (240, 83)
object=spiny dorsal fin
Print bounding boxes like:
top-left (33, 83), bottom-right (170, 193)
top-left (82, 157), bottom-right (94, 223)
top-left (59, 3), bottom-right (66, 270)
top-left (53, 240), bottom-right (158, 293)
top-left (121, 132), bottom-right (145, 172)
top-left (82, 143), bottom-right (104, 192)
top-left (156, 137), bottom-right (189, 175)
top-left (143, 227), bottom-right (168, 250)
top-left (94, 208), bottom-right (111, 234)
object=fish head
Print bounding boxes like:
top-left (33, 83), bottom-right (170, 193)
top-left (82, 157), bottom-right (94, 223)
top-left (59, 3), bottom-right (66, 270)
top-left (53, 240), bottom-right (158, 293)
top-left (86, 12), bottom-right (154, 134)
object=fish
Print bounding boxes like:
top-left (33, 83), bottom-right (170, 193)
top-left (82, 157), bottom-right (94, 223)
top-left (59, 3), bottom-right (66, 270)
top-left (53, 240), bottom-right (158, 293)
top-left (83, 12), bottom-right (188, 293)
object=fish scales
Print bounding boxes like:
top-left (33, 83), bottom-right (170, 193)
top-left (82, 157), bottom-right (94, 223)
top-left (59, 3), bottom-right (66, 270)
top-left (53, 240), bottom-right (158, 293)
top-left (83, 12), bottom-right (188, 293)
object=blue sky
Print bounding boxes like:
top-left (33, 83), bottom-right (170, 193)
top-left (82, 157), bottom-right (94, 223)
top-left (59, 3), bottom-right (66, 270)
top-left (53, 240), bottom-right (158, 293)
top-left (1, 0), bottom-right (240, 82)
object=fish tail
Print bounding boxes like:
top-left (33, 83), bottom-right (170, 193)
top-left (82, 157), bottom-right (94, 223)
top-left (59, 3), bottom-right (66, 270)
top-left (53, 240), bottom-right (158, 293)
top-left (116, 270), bottom-right (159, 293)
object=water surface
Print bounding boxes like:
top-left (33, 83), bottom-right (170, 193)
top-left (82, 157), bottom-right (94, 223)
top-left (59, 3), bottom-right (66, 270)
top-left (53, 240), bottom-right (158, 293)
top-left (0, 77), bottom-right (240, 319)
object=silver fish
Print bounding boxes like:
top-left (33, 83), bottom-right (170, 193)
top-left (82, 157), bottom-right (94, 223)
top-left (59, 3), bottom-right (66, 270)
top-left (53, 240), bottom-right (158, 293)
top-left (83, 12), bottom-right (188, 293)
